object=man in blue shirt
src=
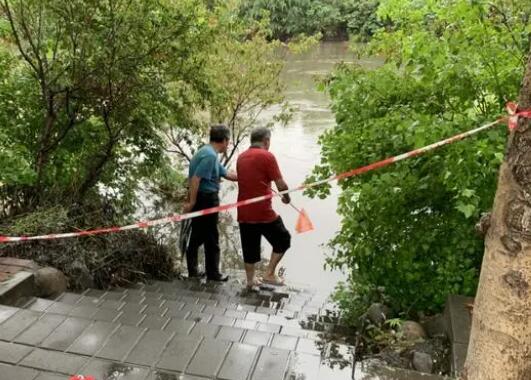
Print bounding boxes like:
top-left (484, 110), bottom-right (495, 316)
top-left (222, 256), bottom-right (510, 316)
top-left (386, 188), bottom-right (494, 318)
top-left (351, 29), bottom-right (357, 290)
top-left (183, 125), bottom-right (237, 281)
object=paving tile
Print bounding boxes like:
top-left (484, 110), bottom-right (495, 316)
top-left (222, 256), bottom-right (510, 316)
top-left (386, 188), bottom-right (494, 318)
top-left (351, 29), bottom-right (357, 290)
top-left (20, 349), bottom-right (87, 374)
top-left (100, 299), bottom-right (125, 310)
top-left (286, 352), bottom-right (321, 380)
top-left (40, 317), bottom-right (92, 351)
top-left (156, 335), bottom-right (202, 372)
top-left (84, 289), bottom-right (106, 299)
top-left (68, 305), bottom-right (99, 318)
top-left (57, 292), bottom-right (83, 304)
top-left (245, 312), bottom-right (268, 323)
top-left (242, 330), bottom-right (272, 347)
top-left (280, 327), bottom-right (308, 338)
top-left (271, 335), bottom-right (298, 351)
top-left (138, 314), bottom-right (169, 330)
top-left (251, 347), bottom-right (290, 380)
top-left (141, 296), bottom-right (164, 306)
top-left (216, 326), bottom-right (245, 342)
top-left (68, 321), bottom-right (118, 355)
top-left (26, 298), bottom-right (55, 312)
top-left (125, 330), bottom-right (173, 367)
top-left (210, 315), bottom-right (235, 327)
top-left (186, 339), bottom-right (230, 378)
top-left (45, 302), bottom-right (75, 315)
top-left (256, 322), bottom-right (282, 334)
top-left (0, 305), bottom-right (19, 324)
top-left (0, 310), bottom-right (41, 341)
top-left (120, 303), bottom-right (147, 314)
top-left (233, 319), bottom-right (257, 330)
top-left (165, 309), bottom-right (189, 319)
top-left (15, 313), bottom-right (66, 346)
top-left (76, 296), bottom-right (103, 307)
top-left (256, 306), bottom-right (276, 315)
top-left (203, 306), bottom-right (226, 316)
top-left (33, 373), bottom-right (65, 380)
top-left (0, 363), bottom-right (39, 380)
top-left (182, 303), bottom-right (205, 313)
top-left (164, 301), bottom-right (184, 314)
top-left (148, 370), bottom-right (207, 380)
top-left (122, 294), bottom-right (145, 304)
top-left (116, 312), bottom-right (146, 327)
top-left (0, 341), bottom-right (33, 364)
top-left (189, 322), bottom-right (220, 338)
top-left (268, 315), bottom-right (291, 326)
top-left (296, 338), bottom-right (321, 356)
top-left (96, 325), bottom-right (145, 361)
top-left (102, 291), bottom-right (126, 301)
top-left (143, 305), bottom-right (168, 316)
top-left (224, 309), bottom-right (247, 319)
top-left (164, 319), bottom-right (195, 335)
top-left (218, 343), bottom-right (259, 380)
top-left (186, 312), bottom-right (212, 323)
top-left (81, 359), bottom-right (150, 380)
top-left (92, 308), bottom-right (122, 322)
top-left (180, 296), bottom-right (199, 304)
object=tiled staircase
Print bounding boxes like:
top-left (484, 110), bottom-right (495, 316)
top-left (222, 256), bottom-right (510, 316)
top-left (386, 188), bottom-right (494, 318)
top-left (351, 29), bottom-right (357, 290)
top-left (0, 274), bottom-right (353, 380)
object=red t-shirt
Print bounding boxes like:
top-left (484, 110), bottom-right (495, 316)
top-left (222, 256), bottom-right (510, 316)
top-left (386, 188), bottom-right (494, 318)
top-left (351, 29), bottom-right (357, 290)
top-left (237, 147), bottom-right (283, 223)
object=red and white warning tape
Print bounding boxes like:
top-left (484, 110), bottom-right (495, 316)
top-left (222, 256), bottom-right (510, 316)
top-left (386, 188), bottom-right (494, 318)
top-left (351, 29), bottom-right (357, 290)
top-left (1, 104), bottom-right (530, 244)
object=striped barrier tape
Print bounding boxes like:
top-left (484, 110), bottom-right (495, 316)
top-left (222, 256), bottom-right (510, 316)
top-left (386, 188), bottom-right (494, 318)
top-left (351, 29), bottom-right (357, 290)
top-left (0, 104), bottom-right (529, 244)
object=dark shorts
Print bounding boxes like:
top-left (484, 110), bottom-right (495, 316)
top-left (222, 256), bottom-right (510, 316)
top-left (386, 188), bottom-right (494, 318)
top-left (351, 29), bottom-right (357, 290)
top-left (239, 217), bottom-right (291, 264)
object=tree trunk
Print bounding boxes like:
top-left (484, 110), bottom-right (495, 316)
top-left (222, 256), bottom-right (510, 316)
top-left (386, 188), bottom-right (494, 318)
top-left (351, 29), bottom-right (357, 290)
top-left (463, 52), bottom-right (531, 379)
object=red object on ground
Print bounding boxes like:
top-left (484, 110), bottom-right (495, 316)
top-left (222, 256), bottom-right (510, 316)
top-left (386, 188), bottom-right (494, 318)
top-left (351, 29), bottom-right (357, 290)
top-left (69, 376), bottom-right (95, 380)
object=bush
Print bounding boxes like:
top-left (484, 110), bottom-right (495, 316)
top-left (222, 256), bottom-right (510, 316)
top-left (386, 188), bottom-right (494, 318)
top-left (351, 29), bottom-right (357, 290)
top-left (308, 0), bottom-right (530, 320)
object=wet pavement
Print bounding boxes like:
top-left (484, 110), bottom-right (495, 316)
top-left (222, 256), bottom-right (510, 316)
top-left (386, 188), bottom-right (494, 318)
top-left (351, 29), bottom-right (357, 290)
top-left (0, 274), bottom-right (354, 380)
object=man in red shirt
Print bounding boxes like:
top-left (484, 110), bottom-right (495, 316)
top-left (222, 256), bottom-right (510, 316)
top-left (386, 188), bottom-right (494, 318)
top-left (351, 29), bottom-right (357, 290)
top-left (237, 127), bottom-right (291, 289)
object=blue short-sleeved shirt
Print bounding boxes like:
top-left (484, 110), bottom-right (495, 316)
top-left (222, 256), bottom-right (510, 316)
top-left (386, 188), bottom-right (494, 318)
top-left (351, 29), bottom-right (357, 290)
top-left (188, 144), bottom-right (227, 193)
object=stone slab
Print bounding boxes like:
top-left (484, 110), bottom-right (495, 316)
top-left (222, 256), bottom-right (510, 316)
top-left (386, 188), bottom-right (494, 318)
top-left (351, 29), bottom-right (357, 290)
top-left (218, 343), bottom-right (259, 380)
top-left (0, 341), bottom-right (33, 364)
top-left (14, 313), bottom-right (65, 346)
top-left (0, 363), bottom-right (39, 380)
top-left (0, 271), bottom-right (35, 306)
top-left (0, 305), bottom-right (19, 324)
top-left (0, 309), bottom-right (41, 341)
top-left (251, 347), bottom-right (290, 380)
top-left (20, 349), bottom-right (87, 374)
top-left (81, 359), bottom-right (150, 380)
top-left (189, 322), bottom-right (220, 338)
top-left (139, 314), bottom-right (169, 330)
top-left (444, 295), bottom-right (473, 345)
top-left (126, 329), bottom-right (173, 367)
top-left (451, 342), bottom-right (468, 377)
top-left (157, 335), bottom-right (202, 372)
top-left (216, 326), bottom-right (245, 342)
top-left (242, 330), bottom-right (272, 346)
top-left (186, 339), bottom-right (231, 378)
top-left (164, 318), bottom-right (195, 335)
top-left (67, 320), bottom-right (117, 355)
top-left (40, 317), bottom-right (92, 351)
top-left (286, 352), bottom-right (321, 380)
top-left (271, 334), bottom-right (298, 351)
top-left (96, 325), bottom-right (145, 361)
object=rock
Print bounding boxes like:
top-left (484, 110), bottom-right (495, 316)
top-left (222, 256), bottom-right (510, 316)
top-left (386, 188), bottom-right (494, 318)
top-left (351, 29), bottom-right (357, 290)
top-left (412, 351), bottom-right (433, 373)
top-left (34, 267), bottom-right (67, 297)
top-left (366, 303), bottom-right (391, 325)
top-left (401, 321), bottom-right (427, 341)
top-left (421, 314), bottom-right (446, 337)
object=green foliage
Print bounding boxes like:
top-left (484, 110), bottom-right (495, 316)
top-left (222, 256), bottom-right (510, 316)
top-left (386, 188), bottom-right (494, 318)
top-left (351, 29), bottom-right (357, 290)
top-left (310, 0), bottom-right (530, 318)
top-left (238, 0), bottom-right (381, 41)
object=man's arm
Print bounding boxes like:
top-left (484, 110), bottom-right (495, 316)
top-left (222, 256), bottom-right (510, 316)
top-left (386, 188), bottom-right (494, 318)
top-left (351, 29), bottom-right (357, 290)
top-left (274, 178), bottom-right (291, 204)
top-left (183, 176), bottom-right (201, 213)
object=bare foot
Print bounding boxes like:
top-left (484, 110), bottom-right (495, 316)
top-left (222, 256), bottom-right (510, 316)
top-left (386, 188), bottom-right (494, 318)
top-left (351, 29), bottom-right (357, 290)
top-left (246, 278), bottom-right (263, 289)
top-left (262, 274), bottom-right (285, 286)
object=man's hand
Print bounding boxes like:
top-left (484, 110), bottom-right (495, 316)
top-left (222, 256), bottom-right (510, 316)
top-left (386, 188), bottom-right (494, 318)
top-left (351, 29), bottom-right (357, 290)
top-left (225, 170), bottom-right (237, 182)
top-left (281, 194), bottom-right (291, 204)
top-left (182, 202), bottom-right (194, 213)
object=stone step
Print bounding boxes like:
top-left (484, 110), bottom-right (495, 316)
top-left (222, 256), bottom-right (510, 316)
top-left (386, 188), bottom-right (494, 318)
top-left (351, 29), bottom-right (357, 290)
top-left (0, 276), bottom-right (353, 380)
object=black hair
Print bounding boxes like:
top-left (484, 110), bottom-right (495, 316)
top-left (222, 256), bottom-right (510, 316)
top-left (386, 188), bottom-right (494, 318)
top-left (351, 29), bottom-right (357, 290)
top-left (250, 127), bottom-right (272, 144)
top-left (210, 124), bottom-right (231, 143)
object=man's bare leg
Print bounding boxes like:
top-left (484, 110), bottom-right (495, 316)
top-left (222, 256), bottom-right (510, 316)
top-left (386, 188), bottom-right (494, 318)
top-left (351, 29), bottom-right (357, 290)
top-left (262, 252), bottom-right (285, 285)
top-left (245, 263), bottom-right (262, 288)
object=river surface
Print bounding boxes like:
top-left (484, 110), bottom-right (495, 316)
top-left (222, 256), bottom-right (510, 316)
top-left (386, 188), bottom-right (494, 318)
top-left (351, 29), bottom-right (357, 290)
top-left (220, 42), bottom-right (382, 292)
